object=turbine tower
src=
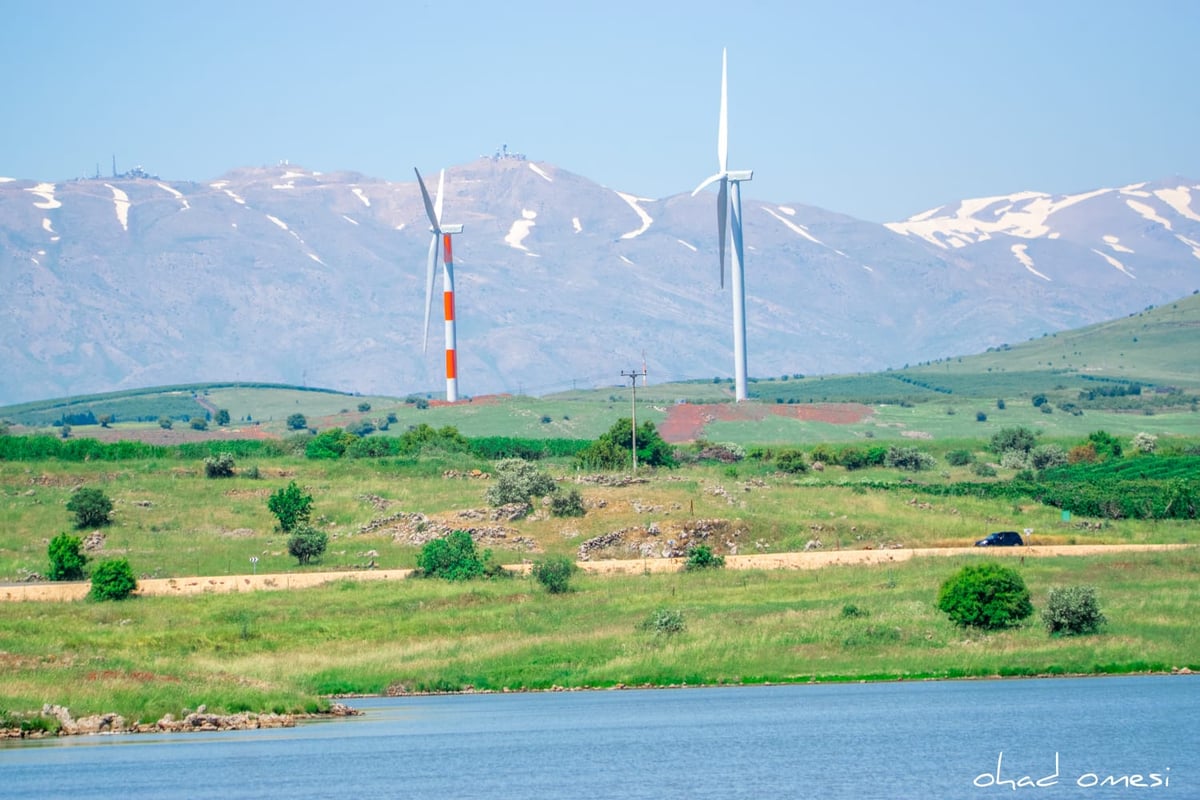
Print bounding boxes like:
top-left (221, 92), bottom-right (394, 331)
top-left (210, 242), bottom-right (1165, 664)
top-left (693, 48), bottom-right (753, 402)
top-left (414, 167), bottom-right (464, 403)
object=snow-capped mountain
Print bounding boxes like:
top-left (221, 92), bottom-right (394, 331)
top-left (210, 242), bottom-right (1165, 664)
top-left (1, 160), bottom-right (1197, 406)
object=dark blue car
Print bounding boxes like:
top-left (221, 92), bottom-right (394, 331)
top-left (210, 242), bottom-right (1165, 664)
top-left (975, 531), bottom-right (1024, 547)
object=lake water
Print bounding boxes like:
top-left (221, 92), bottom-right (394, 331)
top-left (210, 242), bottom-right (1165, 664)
top-left (1, 676), bottom-right (1194, 798)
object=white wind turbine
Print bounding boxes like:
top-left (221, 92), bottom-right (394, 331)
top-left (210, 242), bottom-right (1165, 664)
top-left (692, 48), bottom-right (753, 402)
top-left (414, 167), bottom-right (464, 403)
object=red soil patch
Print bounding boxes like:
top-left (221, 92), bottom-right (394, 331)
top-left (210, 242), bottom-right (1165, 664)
top-left (658, 402), bottom-right (875, 443)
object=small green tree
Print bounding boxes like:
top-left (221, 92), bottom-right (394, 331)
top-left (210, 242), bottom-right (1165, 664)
top-left (48, 533), bottom-right (87, 581)
top-left (1042, 585), bottom-right (1106, 636)
top-left (990, 426), bottom-right (1037, 456)
top-left (885, 445), bottom-right (935, 471)
top-left (98, 414), bottom-right (113, 428)
top-left (287, 524), bottom-right (328, 565)
top-left (946, 449), bottom-right (974, 466)
top-left (357, 401), bottom-right (371, 413)
top-left (89, 558), bottom-right (137, 601)
top-left (531, 554), bottom-right (578, 593)
top-left (215, 409), bottom-right (231, 426)
top-left (774, 449), bottom-right (809, 473)
top-left (416, 530), bottom-right (490, 580)
top-left (286, 413), bottom-right (308, 431)
top-left (1087, 430), bottom-right (1123, 459)
top-left (267, 481), bottom-right (313, 532)
top-left (189, 418), bottom-right (208, 431)
top-left (575, 418), bottom-right (676, 470)
top-left (59, 424), bottom-right (71, 439)
top-left (684, 544), bottom-right (725, 571)
top-left (158, 416), bottom-right (173, 430)
top-left (1030, 444), bottom-right (1068, 470)
top-left (66, 487), bottom-right (113, 528)
top-left (204, 452), bottom-right (236, 478)
top-left (937, 562), bottom-right (1033, 630)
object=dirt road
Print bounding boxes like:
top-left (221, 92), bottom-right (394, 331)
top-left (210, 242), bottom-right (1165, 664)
top-left (3, 544), bottom-right (1190, 603)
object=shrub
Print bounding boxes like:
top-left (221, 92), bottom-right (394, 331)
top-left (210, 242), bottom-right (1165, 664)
top-left (416, 530), bottom-right (499, 580)
top-left (204, 452), bottom-right (236, 478)
top-left (1042, 585), bottom-right (1106, 636)
top-left (66, 487), bottom-right (113, 528)
top-left (945, 449), bottom-right (974, 466)
top-left (531, 555), bottom-right (577, 593)
top-left (575, 418), bottom-right (676, 470)
top-left (996, 399), bottom-right (1006, 410)
top-left (486, 459), bottom-right (557, 507)
top-left (991, 426), bottom-right (1037, 455)
top-left (357, 401), bottom-right (371, 413)
top-left (1000, 450), bottom-right (1031, 470)
top-left (189, 418), bottom-right (208, 431)
top-left (48, 533), bottom-right (87, 581)
top-left (1131, 432), bottom-right (1158, 454)
top-left (306, 428), bottom-right (356, 459)
top-left (216, 409), bottom-right (231, 426)
top-left (1087, 430), bottom-right (1123, 459)
top-left (936, 562), bottom-right (1033, 630)
top-left (287, 524), bottom-right (329, 565)
top-left (286, 413), bottom-right (308, 431)
top-left (976, 411), bottom-right (987, 422)
top-left (684, 544), bottom-right (725, 571)
top-left (841, 603), bottom-right (868, 619)
top-left (885, 445), bottom-right (935, 471)
top-left (971, 462), bottom-right (997, 477)
top-left (89, 558), bottom-right (137, 601)
top-left (639, 607), bottom-right (686, 636)
top-left (549, 488), bottom-right (586, 517)
top-left (346, 419), bottom-right (376, 437)
top-left (1030, 444), bottom-right (1067, 470)
top-left (267, 481), bottom-right (313, 532)
top-left (775, 449), bottom-right (809, 474)
top-left (158, 416), bottom-right (173, 429)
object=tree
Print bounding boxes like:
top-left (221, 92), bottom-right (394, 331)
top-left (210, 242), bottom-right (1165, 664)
top-left (684, 544), bottom-right (725, 571)
top-left (531, 554), bottom-right (578, 593)
top-left (216, 409), bottom-right (231, 426)
top-left (267, 481), bottom-right (313, 532)
top-left (306, 428), bottom-right (357, 459)
top-left (66, 487), bottom-right (113, 528)
top-left (286, 413), bottom-right (308, 431)
top-left (58, 424), bottom-right (71, 439)
top-left (357, 401), bottom-right (371, 413)
top-left (884, 445), bottom-right (935, 471)
top-left (204, 452), bottom-right (236, 478)
top-left (90, 558), bottom-right (137, 601)
top-left (417, 530), bottom-right (492, 580)
top-left (98, 414), bottom-right (113, 428)
top-left (287, 524), bottom-right (328, 565)
top-left (1087, 430), bottom-right (1123, 460)
top-left (48, 533), bottom-right (87, 581)
top-left (575, 418), bottom-right (676, 470)
top-left (774, 449), bottom-right (809, 474)
top-left (936, 562), bottom-right (1033, 630)
top-left (549, 488), bottom-right (586, 517)
top-left (1131, 432), bottom-right (1158, 454)
top-left (1030, 444), bottom-right (1067, 470)
top-left (189, 418), bottom-right (208, 431)
top-left (158, 416), bottom-right (173, 430)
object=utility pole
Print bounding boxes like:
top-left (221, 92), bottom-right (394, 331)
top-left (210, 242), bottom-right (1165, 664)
top-left (621, 366), bottom-right (647, 471)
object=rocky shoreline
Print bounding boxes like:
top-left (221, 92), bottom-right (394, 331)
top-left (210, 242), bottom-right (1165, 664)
top-left (2, 702), bottom-right (360, 739)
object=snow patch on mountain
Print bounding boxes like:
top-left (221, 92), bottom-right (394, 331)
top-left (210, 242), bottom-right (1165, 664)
top-left (212, 182), bottom-right (246, 205)
top-left (762, 205), bottom-right (823, 244)
top-left (156, 182), bottom-right (190, 210)
top-left (351, 187), bottom-right (370, 207)
top-left (528, 163), bottom-right (552, 182)
top-left (104, 184), bottom-right (130, 231)
top-left (615, 192), bottom-right (653, 239)
top-left (677, 239), bottom-right (698, 252)
top-left (0, 177), bottom-right (15, 183)
top-left (505, 209), bottom-right (537, 251)
top-left (42, 218), bottom-right (54, 234)
top-left (1124, 199), bottom-right (1173, 231)
top-left (1153, 186), bottom-right (1200, 223)
top-left (886, 188), bottom-right (1109, 247)
top-left (1103, 235), bottom-right (1134, 253)
top-left (619, 255), bottom-right (634, 265)
top-left (572, 217), bottom-right (582, 233)
top-left (26, 183), bottom-right (61, 210)
top-left (1011, 244), bottom-right (1050, 281)
top-left (1176, 234), bottom-right (1200, 261)
top-left (342, 215), bottom-right (358, 226)
top-left (267, 215), bottom-right (289, 231)
top-left (1091, 248), bottom-right (1135, 278)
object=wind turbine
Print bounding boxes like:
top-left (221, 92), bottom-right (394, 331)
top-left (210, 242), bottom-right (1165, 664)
top-left (414, 167), bottom-right (464, 403)
top-left (692, 48), bottom-right (753, 402)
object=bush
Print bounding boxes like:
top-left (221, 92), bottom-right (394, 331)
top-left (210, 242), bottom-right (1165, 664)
top-left (357, 402), bottom-right (371, 413)
top-left (216, 409), bottom-right (231, 426)
top-left (1030, 444), bottom-right (1068, 470)
top-left (531, 554), bottom-right (577, 593)
top-left (66, 487), bottom-right (113, 528)
top-left (971, 462), bottom-right (997, 477)
top-left (267, 481), bottom-right (313, 532)
top-left (945, 449), bottom-right (974, 466)
top-left (884, 445), bottom-right (935, 472)
top-left (306, 428), bottom-right (357, 459)
top-left (975, 411), bottom-right (987, 422)
top-left (158, 416), bottom-right (173, 430)
top-left (549, 488), bottom-right (586, 517)
top-left (936, 562), bottom-right (1033, 630)
top-left (841, 603), bottom-right (868, 619)
top-left (575, 418), bottom-right (676, 470)
top-left (1000, 450), bottom-right (1030, 470)
top-left (189, 418), bottom-right (208, 431)
top-left (416, 530), bottom-right (495, 580)
top-left (1042, 585), bottom-right (1106, 636)
top-left (204, 452), bottom-right (236, 478)
top-left (48, 533), bottom-right (87, 581)
top-left (639, 607), bottom-right (686, 636)
top-left (991, 426), bottom-right (1037, 455)
top-left (1131, 432), bottom-right (1158, 454)
top-left (683, 544), bottom-right (725, 571)
top-left (774, 449), bottom-right (809, 474)
top-left (486, 459), bottom-right (557, 507)
top-left (287, 524), bottom-right (329, 565)
top-left (89, 558), bottom-right (137, 601)
top-left (287, 413), bottom-right (308, 431)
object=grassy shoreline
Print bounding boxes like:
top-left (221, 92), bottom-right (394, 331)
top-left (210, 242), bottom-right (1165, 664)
top-left (3, 548), bottom-right (1197, 729)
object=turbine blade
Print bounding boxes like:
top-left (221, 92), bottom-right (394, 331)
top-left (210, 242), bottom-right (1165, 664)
top-left (718, 48), bottom-right (728, 173)
top-left (414, 167), bottom-right (440, 232)
top-left (434, 169), bottom-right (445, 225)
top-left (692, 172), bottom-right (722, 197)
top-left (422, 233), bottom-right (438, 352)
top-left (717, 178), bottom-right (728, 289)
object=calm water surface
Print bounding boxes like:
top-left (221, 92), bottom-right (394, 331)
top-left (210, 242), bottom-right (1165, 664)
top-left (2, 676), bottom-right (1194, 798)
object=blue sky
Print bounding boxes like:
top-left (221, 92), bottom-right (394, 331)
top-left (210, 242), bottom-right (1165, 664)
top-left (3, 0), bottom-right (1197, 222)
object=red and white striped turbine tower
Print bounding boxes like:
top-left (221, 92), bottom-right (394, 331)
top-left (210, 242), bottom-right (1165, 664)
top-left (415, 167), bottom-right (464, 403)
